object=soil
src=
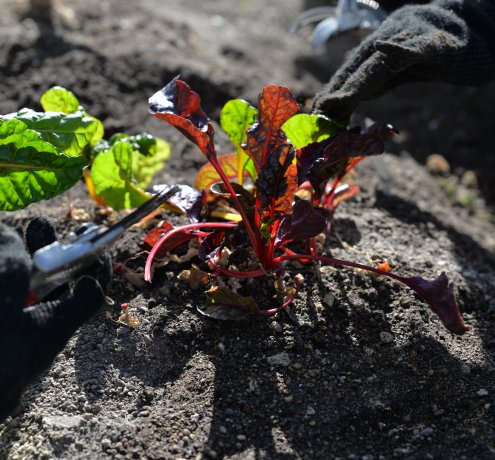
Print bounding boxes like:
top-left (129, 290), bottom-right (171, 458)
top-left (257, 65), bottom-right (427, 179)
top-left (0, 0), bottom-right (495, 459)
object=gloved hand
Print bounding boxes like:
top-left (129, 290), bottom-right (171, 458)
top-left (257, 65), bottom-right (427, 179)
top-left (0, 218), bottom-right (111, 422)
top-left (312, 0), bottom-right (495, 119)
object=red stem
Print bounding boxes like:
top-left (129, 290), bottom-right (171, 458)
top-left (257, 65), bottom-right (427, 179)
top-left (208, 258), bottom-right (266, 279)
top-left (274, 253), bottom-right (408, 284)
top-left (265, 219), bottom-right (280, 269)
top-left (144, 221), bottom-right (237, 282)
top-left (208, 155), bottom-right (262, 259)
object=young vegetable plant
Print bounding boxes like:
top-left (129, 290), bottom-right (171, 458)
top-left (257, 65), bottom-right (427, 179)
top-left (0, 86), bottom-right (171, 211)
top-left (144, 76), bottom-right (470, 335)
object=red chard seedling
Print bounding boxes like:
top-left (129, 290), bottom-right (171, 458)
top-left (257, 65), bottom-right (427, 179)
top-left (144, 76), bottom-right (469, 333)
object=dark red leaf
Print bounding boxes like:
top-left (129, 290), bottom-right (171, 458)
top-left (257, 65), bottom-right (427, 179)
top-left (198, 229), bottom-right (227, 261)
top-left (297, 123), bottom-right (397, 197)
top-left (275, 199), bottom-right (327, 245)
top-left (243, 85), bottom-right (299, 172)
top-left (402, 272), bottom-right (471, 334)
top-left (153, 184), bottom-right (204, 223)
top-left (149, 76), bottom-right (216, 158)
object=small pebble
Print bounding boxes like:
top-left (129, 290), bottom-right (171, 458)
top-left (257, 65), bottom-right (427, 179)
top-left (380, 331), bottom-right (394, 343)
top-left (219, 426), bottom-right (227, 434)
top-left (477, 389), bottom-right (489, 397)
top-left (101, 438), bottom-right (111, 450)
top-left (306, 406), bottom-right (316, 416)
top-left (417, 427), bottom-right (434, 438)
top-left (323, 293), bottom-right (335, 307)
top-left (270, 322), bottom-right (283, 333)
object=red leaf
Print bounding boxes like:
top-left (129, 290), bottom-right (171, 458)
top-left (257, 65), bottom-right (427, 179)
top-left (149, 76), bottom-right (216, 158)
top-left (243, 85), bottom-right (299, 172)
top-left (275, 199), bottom-right (327, 245)
top-left (198, 229), bottom-right (227, 261)
top-left (152, 184), bottom-right (204, 223)
top-left (297, 123), bottom-right (397, 197)
top-left (144, 221), bottom-right (174, 248)
top-left (402, 273), bottom-right (471, 334)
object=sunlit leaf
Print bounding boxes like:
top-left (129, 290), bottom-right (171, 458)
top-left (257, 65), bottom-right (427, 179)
top-left (143, 221), bottom-right (174, 249)
top-left (40, 86), bottom-right (80, 114)
top-left (2, 108), bottom-right (97, 157)
top-left (220, 99), bottom-right (258, 181)
top-left (132, 138), bottom-right (171, 188)
top-left (256, 149), bottom-right (298, 222)
top-left (91, 141), bottom-right (150, 210)
top-left (149, 76), bottom-right (215, 158)
top-left (0, 119), bottom-right (88, 211)
top-left (195, 153), bottom-right (240, 193)
top-left (243, 85), bottom-right (299, 172)
top-left (282, 113), bottom-right (342, 149)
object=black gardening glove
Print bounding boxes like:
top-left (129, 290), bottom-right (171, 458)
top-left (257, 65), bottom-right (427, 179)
top-left (312, 0), bottom-right (495, 119)
top-left (0, 218), bottom-right (111, 422)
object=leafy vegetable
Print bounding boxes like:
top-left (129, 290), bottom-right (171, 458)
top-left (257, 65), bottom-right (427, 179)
top-left (0, 119), bottom-right (88, 211)
top-left (281, 113), bottom-right (341, 149)
top-left (144, 77), bottom-right (469, 336)
top-left (40, 86), bottom-right (80, 114)
top-left (91, 141), bottom-right (150, 209)
top-left (220, 99), bottom-right (258, 182)
top-left (0, 85), bottom-right (172, 211)
top-left (3, 108), bottom-right (98, 157)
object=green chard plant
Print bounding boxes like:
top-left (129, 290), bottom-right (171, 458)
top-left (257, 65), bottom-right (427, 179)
top-left (143, 76), bottom-right (470, 335)
top-left (0, 86), bottom-right (171, 211)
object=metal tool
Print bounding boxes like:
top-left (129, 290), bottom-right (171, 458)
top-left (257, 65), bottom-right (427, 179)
top-left (291, 0), bottom-right (388, 47)
top-left (29, 185), bottom-right (179, 300)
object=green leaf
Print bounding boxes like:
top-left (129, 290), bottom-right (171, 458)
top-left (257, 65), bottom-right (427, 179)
top-left (4, 108), bottom-right (98, 157)
top-left (109, 133), bottom-right (158, 157)
top-left (40, 86), bottom-right (104, 147)
top-left (220, 99), bottom-right (258, 182)
top-left (0, 119), bottom-right (88, 211)
top-left (88, 116), bottom-right (104, 146)
top-left (40, 86), bottom-right (80, 114)
top-left (282, 114), bottom-right (342, 149)
top-left (132, 138), bottom-right (171, 188)
top-left (91, 141), bottom-right (150, 210)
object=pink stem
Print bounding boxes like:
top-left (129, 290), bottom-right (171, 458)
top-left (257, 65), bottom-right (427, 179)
top-left (208, 258), bottom-right (266, 279)
top-left (144, 221), bottom-right (237, 282)
top-left (274, 253), bottom-right (407, 284)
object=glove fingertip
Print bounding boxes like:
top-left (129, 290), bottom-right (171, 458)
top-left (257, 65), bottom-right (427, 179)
top-left (26, 217), bottom-right (57, 255)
